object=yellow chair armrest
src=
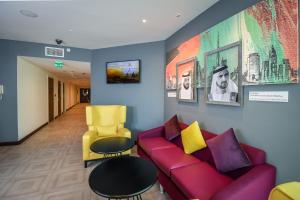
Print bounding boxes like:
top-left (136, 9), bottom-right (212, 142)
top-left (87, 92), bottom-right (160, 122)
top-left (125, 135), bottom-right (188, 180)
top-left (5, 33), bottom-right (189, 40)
top-left (82, 130), bottom-right (98, 160)
top-left (269, 182), bottom-right (300, 200)
top-left (117, 128), bottom-right (131, 138)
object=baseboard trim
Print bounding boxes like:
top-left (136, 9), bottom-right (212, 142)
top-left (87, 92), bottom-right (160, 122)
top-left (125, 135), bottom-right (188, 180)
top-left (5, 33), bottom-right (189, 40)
top-left (0, 122), bottom-right (48, 146)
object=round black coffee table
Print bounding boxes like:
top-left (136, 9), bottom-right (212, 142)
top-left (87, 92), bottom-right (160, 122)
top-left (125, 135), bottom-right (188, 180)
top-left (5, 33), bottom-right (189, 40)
top-left (89, 156), bottom-right (157, 200)
top-left (90, 137), bottom-right (134, 158)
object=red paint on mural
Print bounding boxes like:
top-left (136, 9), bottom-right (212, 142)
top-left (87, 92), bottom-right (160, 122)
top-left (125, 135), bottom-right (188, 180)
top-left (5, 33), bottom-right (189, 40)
top-left (275, 0), bottom-right (298, 69)
top-left (247, 0), bottom-right (298, 69)
top-left (166, 35), bottom-right (200, 87)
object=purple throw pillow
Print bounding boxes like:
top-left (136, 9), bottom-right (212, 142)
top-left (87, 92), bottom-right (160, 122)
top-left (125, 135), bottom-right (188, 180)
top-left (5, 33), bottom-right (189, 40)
top-left (206, 128), bottom-right (252, 173)
top-left (164, 115), bottom-right (181, 140)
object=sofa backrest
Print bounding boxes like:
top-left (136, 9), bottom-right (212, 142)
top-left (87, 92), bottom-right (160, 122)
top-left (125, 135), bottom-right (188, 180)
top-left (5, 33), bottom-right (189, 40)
top-left (173, 123), bottom-right (266, 179)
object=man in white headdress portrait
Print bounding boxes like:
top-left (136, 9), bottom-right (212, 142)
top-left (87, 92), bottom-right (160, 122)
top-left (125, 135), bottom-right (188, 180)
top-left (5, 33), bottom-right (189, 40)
top-left (208, 65), bottom-right (238, 102)
top-left (179, 70), bottom-right (192, 100)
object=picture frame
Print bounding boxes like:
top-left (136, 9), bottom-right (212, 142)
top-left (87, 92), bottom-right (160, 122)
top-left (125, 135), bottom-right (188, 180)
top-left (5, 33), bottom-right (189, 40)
top-left (176, 57), bottom-right (197, 102)
top-left (205, 41), bottom-right (243, 106)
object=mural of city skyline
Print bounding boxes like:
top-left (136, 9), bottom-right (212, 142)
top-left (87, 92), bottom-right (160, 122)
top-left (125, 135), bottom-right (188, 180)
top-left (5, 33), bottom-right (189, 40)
top-left (165, 0), bottom-right (298, 88)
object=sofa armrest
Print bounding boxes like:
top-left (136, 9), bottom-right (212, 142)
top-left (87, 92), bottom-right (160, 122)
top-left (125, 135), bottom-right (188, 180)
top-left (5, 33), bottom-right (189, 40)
top-left (117, 128), bottom-right (131, 138)
top-left (82, 130), bottom-right (98, 160)
top-left (212, 164), bottom-right (276, 200)
top-left (137, 126), bottom-right (165, 140)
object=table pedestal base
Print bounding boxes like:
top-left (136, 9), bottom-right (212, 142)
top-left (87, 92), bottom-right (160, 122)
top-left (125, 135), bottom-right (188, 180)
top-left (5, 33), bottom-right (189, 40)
top-left (108, 194), bottom-right (142, 200)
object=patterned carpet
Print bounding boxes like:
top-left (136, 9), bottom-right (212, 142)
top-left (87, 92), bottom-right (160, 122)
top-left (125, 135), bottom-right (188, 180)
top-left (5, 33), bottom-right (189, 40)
top-left (0, 104), bottom-right (170, 200)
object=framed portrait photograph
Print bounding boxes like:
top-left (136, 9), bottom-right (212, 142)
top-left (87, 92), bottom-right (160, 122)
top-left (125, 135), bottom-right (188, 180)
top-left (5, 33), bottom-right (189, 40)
top-left (176, 57), bottom-right (197, 102)
top-left (205, 41), bottom-right (243, 106)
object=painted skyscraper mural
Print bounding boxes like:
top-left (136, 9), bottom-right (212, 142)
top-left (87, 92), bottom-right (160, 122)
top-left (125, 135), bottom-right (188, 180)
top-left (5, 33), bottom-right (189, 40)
top-left (165, 0), bottom-right (298, 88)
top-left (241, 0), bottom-right (298, 84)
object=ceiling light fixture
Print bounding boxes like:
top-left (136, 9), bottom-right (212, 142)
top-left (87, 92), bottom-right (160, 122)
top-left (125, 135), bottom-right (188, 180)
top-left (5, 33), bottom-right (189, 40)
top-left (142, 19), bottom-right (147, 23)
top-left (20, 9), bottom-right (38, 18)
top-left (68, 29), bottom-right (73, 32)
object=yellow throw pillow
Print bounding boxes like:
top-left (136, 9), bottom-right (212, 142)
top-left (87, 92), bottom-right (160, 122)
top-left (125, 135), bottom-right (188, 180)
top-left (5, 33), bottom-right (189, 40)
top-left (181, 121), bottom-right (207, 154)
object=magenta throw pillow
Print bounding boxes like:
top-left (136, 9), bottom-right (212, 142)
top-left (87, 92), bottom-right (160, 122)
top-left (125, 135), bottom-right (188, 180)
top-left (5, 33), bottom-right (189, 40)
top-left (206, 128), bottom-right (252, 173)
top-left (164, 115), bottom-right (181, 140)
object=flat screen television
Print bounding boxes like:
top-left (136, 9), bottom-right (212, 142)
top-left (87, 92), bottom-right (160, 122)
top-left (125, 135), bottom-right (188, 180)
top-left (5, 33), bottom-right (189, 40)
top-left (106, 59), bottom-right (140, 83)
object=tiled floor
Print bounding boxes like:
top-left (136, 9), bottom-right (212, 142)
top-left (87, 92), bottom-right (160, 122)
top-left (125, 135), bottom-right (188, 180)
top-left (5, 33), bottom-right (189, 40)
top-left (0, 104), bottom-right (170, 200)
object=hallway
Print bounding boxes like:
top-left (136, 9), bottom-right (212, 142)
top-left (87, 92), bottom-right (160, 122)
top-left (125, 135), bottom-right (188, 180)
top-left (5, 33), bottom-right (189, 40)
top-left (0, 104), bottom-right (168, 200)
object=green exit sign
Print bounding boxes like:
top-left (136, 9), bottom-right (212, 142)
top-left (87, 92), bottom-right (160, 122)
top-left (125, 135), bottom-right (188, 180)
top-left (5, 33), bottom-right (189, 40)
top-left (54, 60), bottom-right (64, 69)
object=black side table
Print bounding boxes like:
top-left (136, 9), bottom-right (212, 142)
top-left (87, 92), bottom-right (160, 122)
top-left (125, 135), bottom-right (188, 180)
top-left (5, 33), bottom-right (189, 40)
top-left (90, 136), bottom-right (135, 158)
top-left (89, 156), bottom-right (157, 200)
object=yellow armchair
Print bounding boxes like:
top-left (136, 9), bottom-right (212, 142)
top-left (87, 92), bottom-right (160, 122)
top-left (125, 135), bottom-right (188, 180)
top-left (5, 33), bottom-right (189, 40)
top-left (82, 105), bottom-right (132, 167)
top-left (268, 182), bottom-right (300, 200)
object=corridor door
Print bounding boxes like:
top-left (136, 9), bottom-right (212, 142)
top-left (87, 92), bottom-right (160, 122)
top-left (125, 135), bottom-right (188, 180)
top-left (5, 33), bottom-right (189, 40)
top-left (48, 77), bottom-right (54, 122)
top-left (58, 81), bottom-right (61, 116)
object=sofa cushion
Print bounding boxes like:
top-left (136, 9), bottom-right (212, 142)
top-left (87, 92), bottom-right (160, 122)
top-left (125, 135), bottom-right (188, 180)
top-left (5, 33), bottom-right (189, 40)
top-left (181, 121), bottom-right (207, 154)
top-left (207, 128), bottom-right (252, 173)
top-left (164, 115), bottom-right (181, 140)
top-left (151, 146), bottom-right (201, 176)
top-left (172, 129), bottom-right (216, 165)
top-left (171, 162), bottom-right (233, 200)
top-left (138, 137), bottom-right (176, 156)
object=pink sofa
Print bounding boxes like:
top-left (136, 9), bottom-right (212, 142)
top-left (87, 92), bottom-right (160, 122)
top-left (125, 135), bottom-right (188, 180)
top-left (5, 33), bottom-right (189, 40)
top-left (137, 123), bottom-right (276, 200)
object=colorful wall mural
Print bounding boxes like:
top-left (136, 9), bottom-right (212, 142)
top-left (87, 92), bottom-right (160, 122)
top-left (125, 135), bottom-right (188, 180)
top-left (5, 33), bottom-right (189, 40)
top-left (165, 0), bottom-right (298, 89)
top-left (165, 35), bottom-right (200, 89)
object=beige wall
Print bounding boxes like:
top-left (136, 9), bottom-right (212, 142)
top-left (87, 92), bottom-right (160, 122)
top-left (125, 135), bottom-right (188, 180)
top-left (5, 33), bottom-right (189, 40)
top-left (17, 57), bottom-right (79, 140)
top-left (64, 82), bottom-right (80, 110)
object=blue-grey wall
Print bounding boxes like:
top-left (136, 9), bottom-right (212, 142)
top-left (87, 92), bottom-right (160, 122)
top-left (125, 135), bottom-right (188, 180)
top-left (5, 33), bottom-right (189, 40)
top-left (0, 39), bottom-right (91, 142)
top-left (91, 41), bottom-right (165, 138)
top-left (165, 0), bottom-right (300, 184)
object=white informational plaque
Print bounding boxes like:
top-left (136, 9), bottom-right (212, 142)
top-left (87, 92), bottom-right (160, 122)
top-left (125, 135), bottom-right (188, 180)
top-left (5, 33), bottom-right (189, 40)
top-left (249, 91), bottom-right (288, 102)
top-left (167, 91), bottom-right (177, 98)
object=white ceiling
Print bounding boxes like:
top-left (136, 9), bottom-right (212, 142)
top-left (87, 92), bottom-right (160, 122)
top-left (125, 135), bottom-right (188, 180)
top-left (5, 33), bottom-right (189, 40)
top-left (0, 0), bottom-right (218, 49)
top-left (22, 56), bottom-right (90, 88)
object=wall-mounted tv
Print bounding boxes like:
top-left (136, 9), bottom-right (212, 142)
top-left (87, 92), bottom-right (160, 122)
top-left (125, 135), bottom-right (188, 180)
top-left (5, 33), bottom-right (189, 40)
top-left (106, 60), bottom-right (140, 83)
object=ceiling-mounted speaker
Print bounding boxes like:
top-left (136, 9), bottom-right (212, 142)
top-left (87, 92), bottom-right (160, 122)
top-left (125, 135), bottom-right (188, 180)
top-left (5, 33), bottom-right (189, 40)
top-left (45, 46), bottom-right (64, 58)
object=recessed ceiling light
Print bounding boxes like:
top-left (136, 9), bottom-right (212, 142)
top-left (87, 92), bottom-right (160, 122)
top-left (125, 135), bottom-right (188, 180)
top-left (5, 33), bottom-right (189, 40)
top-left (142, 19), bottom-right (147, 23)
top-left (68, 29), bottom-right (73, 32)
top-left (20, 9), bottom-right (38, 18)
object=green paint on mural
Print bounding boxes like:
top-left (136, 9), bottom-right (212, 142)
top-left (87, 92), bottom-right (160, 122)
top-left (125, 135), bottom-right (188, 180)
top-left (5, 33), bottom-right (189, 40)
top-left (244, 13), bottom-right (268, 59)
top-left (191, 0), bottom-right (298, 87)
top-left (244, 6), bottom-right (286, 83)
top-left (197, 14), bottom-right (241, 87)
top-left (268, 0), bottom-right (277, 19)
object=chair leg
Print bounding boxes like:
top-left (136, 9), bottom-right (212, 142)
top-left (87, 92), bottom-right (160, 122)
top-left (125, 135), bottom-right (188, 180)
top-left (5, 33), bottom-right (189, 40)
top-left (84, 161), bottom-right (87, 168)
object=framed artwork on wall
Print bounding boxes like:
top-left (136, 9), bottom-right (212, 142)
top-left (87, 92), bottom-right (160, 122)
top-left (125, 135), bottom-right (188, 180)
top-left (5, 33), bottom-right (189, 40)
top-left (205, 42), bottom-right (243, 106)
top-left (165, 35), bottom-right (200, 90)
top-left (176, 57), bottom-right (197, 102)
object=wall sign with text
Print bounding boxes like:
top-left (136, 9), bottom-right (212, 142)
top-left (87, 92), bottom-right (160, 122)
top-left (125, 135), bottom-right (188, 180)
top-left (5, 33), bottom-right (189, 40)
top-left (249, 91), bottom-right (289, 102)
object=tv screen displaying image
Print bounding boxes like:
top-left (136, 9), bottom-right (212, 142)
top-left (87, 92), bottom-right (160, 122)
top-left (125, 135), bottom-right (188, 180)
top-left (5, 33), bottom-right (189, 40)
top-left (106, 60), bottom-right (140, 83)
